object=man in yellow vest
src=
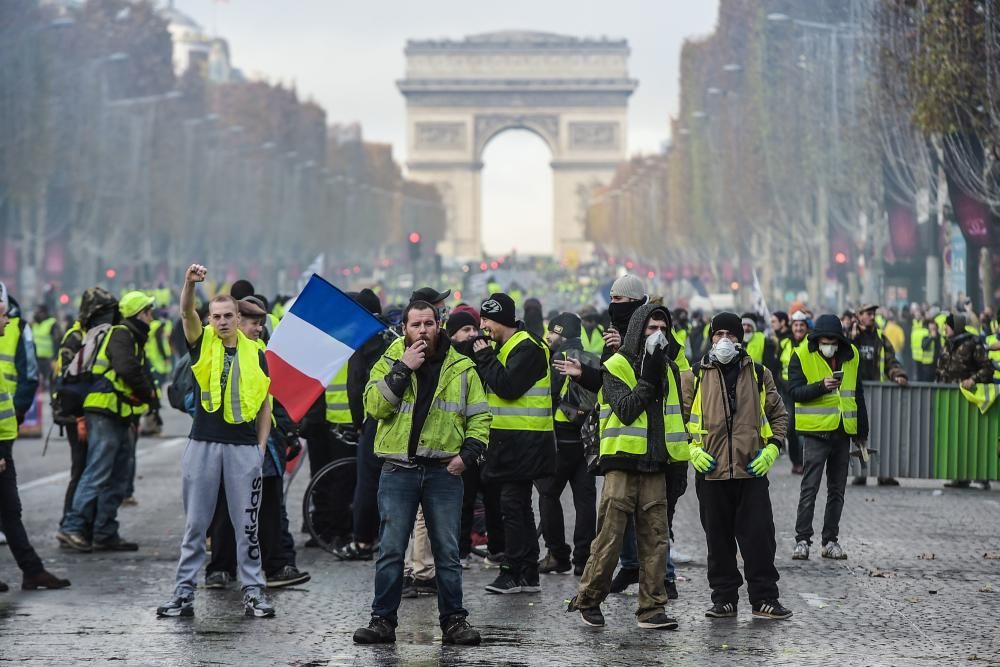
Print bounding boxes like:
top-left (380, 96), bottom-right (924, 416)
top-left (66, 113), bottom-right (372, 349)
top-left (473, 293), bottom-right (555, 595)
top-left (579, 305), bottom-right (605, 356)
top-left (567, 304), bottom-right (685, 629)
top-left (0, 295), bottom-right (72, 593)
top-left (157, 264), bottom-right (275, 619)
top-left (682, 312), bottom-right (791, 620)
top-left (536, 312), bottom-right (596, 577)
top-left (30, 305), bottom-right (59, 389)
top-left (353, 300), bottom-right (490, 645)
top-left (788, 315), bottom-right (869, 561)
top-left (779, 311), bottom-right (810, 474)
top-left (911, 310), bottom-right (937, 382)
top-left (57, 291), bottom-right (158, 553)
top-left (850, 304), bottom-right (907, 487)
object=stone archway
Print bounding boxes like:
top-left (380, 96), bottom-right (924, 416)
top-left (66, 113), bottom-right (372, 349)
top-left (398, 31), bottom-right (637, 261)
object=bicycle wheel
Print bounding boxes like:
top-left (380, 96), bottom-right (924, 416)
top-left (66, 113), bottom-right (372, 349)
top-left (302, 457), bottom-right (357, 555)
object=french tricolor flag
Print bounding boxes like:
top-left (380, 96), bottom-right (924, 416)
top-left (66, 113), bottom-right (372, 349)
top-left (265, 274), bottom-right (387, 422)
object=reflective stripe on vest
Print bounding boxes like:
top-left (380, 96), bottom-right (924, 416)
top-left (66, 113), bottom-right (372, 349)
top-left (598, 353), bottom-right (689, 461)
top-left (190, 328), bottom-right (270, 424)
top-left (0, 388), bottom-right (16, 440)
top-left (325, 363), bottom-right (352, 424)
top-left (793, 345), bottom-right (859, 434)
top-left (486, 331), bottom-right (553, 432)
top-left (31, 317), bottom-right (56, 359)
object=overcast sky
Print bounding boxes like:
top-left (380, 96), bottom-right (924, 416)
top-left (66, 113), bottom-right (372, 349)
top-left (176, 0), bottom-right (719, 254)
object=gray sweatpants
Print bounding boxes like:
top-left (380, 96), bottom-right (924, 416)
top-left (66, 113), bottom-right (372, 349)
top-left (173, 440), bottom-right (266, 596)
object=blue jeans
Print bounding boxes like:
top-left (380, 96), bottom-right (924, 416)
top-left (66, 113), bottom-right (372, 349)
top-left (61, 412), bottom-right (132, 542)
top-left (371, 461), bottom-right (465, 626)
top-left (621, 514), bottom-right (674, 581)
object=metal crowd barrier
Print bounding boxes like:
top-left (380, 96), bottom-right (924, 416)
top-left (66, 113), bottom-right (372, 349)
top-left (863, 382), bottom-right (1000, 480)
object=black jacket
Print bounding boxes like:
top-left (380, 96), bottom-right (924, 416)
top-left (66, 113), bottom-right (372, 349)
top-left (348, 330), bottom-right (393, 428)
top-left (475, 324), bottom-right (556, 481)
top-left (786, 339), bottom-right (868, 440)
top-left (599, 303), bottom-right (681, 474)
top-left (550, 336), bottom-right (585, 445)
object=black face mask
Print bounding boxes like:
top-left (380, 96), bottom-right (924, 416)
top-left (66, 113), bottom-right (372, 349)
top-left (608, 300), bottom-right (643, 332)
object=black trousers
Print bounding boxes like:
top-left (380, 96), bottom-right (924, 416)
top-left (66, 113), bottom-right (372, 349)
top-left (208, 476), bottom-right (287, 576)
top-left (795, 434), bottom-right (851, 546)
top-left (696, 475), bottom-right (779, 605)
top-left (665, 461), bottom-right (688, 539)
top-left (460, 459), bottom-right (504, 558)
top-left (500, 479), bottom-right (539, 577)
top-left (534, 442), bottom-right (596, 565)
top-left (62, 425), bottom-right (89, 518)
top-left (303, 422), bottom-right (355, 539)
top-left (352, 419), bottom-right (381, 544)
top-left (0, 441), bottom-right (44, 577)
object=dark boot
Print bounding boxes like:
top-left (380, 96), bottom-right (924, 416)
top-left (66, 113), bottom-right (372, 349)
top-left (22, 570), bottom-right (71, 590)
top-left (0, 579), bottom-right (8, 593)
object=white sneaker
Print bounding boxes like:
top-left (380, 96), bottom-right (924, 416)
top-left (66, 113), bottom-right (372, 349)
top-left (0, 530), bottom-right (7, 546)
top-left (669, 541), bottom-right (693, 564)
top-left (791, 540), bottom-right (809, 560)
top-left (460, 557), bottom-right (471, 570)
top-left (821, 542), bottom-right (847, 560)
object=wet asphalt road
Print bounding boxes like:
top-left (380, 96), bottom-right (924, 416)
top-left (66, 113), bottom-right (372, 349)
top-left (1, 409), bottom-right (999, 666)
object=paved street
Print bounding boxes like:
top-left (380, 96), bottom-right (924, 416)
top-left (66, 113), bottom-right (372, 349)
top-left (2, 410), bottom-right (999, 666)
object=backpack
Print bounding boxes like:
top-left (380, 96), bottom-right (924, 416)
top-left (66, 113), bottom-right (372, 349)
top-left (167, 352), bottom-right (194, 413)
top-left (50, 323), bottom-right (112, 426)
top-left (556, 348), bottom-right (601, 426)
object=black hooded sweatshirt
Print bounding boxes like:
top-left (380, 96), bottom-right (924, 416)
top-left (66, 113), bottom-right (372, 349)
top-left (786, 337), bottom-right (868, 440)
top-left (599, 304), bottom-right (682, 474)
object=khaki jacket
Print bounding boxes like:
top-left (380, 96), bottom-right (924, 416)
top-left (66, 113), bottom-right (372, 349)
top-left (681, 355), bottom-right (788, 481)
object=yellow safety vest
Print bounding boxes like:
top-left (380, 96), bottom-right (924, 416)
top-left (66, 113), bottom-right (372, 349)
top-left (793, 345), bottom-right (860, 434)
top-left (911, 322), bottom-right (931, 366)
top-left (960, 383), bottom-right (999, 414)
top-left (688, 362), bottom-right (773, 444)
top-left (0, 375), bottom-right (16, 440)
top-left (83, 325), bottom-right (150, 419)
top-left (779, 337), bottom-right (795, 381)
top-left (191, 328), bottom-right (270, 424)
top-left (0, 318), bottom-right (21, 387)
top-left (746, 331), bottom-right (765, 364)
top-left (986, 334), bottom-right (1000, 382)
top-left (54, 321), bottom-right (84, 376)
top-left (145, 319), bottom-right (172, 375)
top-left (581, 326), bottom-right (605, 355)
top-left (597, 353), bottom-right (689, 461)
top-left (325, 363), bottom-right (352, 425)
top-left (31, 317), bottom-right (57, 360)
top-left (487, 330), bottom-right (553, 432)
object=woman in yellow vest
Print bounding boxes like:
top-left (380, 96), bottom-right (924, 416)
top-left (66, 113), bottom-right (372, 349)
top-left (567, 304), bottom-right (684, 630)
top-left (787, 315), bottom-right (869, 562)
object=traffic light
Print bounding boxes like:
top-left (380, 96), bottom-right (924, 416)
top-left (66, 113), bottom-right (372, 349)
top-left (408, 231), bottom-right (421, 262)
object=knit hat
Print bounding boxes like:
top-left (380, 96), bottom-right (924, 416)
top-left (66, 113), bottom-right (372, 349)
top-left (808, 314), bottom-right (850, 344)
top-left (548, 312), bottom-right (581, 339)
top-left (452, 304), bottom-right (481, 327)
top-left (119, 291), bottom-right (155, 319)
top-left (741, 313), bottom-right (758, 332)
top-left (480, 293), bottom-right (516, 328)
top-left (710, 311), bottom-right (742, 337)
top-left (610, 274), bottom-right (646, 301)
top-left (791, 310), bottom-right (809, 322)
top-left (230, 279), bottom-right (255, 301)
top-left (445, 311), bottom-right (478, 336)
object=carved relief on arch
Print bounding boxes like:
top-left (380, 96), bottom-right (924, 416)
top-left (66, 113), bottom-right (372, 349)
top-left (474, 113), bottom-right (559, 158)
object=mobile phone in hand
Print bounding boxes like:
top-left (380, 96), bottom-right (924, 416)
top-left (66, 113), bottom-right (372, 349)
top-left (832, 371), bottom-right (844, 381)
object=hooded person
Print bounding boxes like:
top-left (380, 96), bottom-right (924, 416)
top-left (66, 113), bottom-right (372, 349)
top-left (568, 303), bottom-right (684, 631)
top-left (682, 312), bottom-right (792, 620)
top-left (787, 314), bottom-right (868, 562)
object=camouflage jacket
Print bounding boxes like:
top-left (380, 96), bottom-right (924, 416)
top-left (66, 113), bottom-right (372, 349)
top-left (936, 333), bottom-right (993, 384)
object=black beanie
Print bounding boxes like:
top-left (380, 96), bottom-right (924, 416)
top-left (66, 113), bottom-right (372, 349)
top-left (355, 288), bottom-right (382, 316)
top-left (710, 311), bottom-right (743, 337)
top-left (481, 293), bottom-right (516, 328)
top-left (445, 311), bottom-right (478, 336)
top-left (945, 314), bottom-right (956, 332)
top-left (548, 312), bottom-right (581, 339)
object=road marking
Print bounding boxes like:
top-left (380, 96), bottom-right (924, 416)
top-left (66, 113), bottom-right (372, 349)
top-left (18, 437), bottom-right (187, 493)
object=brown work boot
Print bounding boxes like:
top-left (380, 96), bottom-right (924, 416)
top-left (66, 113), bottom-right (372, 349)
top-left (22, 570), bottom-right (71, 590)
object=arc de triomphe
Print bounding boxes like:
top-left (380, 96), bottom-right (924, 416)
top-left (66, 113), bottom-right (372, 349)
top-left (398, 31), bottom-right (637, 261)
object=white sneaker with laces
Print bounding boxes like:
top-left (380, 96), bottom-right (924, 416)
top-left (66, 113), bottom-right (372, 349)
top-left (791, 540), bottom-right (810, 560)
top-left (821, 542), bottom-right (847, 560)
